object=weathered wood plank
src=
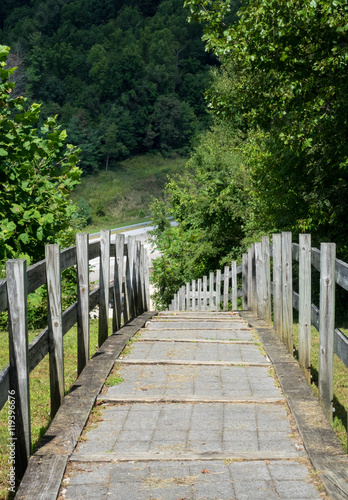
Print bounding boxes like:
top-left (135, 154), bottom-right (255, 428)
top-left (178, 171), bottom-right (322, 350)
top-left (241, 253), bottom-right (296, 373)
top-left (251, 243), bottom-right (257, 315)
top-left (45, 245), bottom-right (64, 419)
top-left (191, 279), bottom-right (196, 312)
top-left (298, 234), bottom-right (311, 382)
top-left (113, 234), bottom-right (124, 332)
top-left (247, 247), bottom-right (252, 313)
top-left (116, 359), bottom-right (271, 367)
top-left (197, 278), bottom-right (202, 311)
top-left (215, 269), bottom-right (221, 312)
top-left (202, 275), bottom-right (207, 311)
top-left (231, 261), bottom-right (237, 311)
top-left (98, 395), bottom-right (284, 404)
top-left (255, 242), bottom-right (264, 319)
top-left (7, 259), bottom-right (31, 480)
top-left (319, 242), bottom-right (336, 421)
top-left (242, 254), bottom-right (248, 310)
top-left (209, 272), bottom-right (214, 311)
top-left (282, 232), bottom-right (293, 353)
top-left (71, 450), bottom-right (304, 463)
top-left (262, 236), bottom-right (271, 325)
top-left (186, 282), bottom-right (190, 311)
top-left (223, 266), bottom-right (229, 311)
top-left (99, 230), bottom-right (110, 345)
top-left (272, 234), bottom-right (282, 339)
top-left (76, 234), bottom-right (89, 376)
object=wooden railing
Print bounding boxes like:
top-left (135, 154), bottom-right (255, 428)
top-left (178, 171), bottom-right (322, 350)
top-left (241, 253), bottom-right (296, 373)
top-left (0, 230), bottom-right (149, 480)
top-left (170, 232), bottom-right (348, 445)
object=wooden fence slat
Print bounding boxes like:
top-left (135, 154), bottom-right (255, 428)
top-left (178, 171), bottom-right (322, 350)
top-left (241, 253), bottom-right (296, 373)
top-left (231, 261), bottom-right (237, 311)
top-left (7, 259), bottom-right (31, 480)
top-left (140, 245), bottom-right (146, 314)
top-left (319, 243), bottom-right (336, 421)
top-left (45, 245), bottom-right (64, 419)
top-left (202, 276), bottom-right (207, 311)
top-left (209, 272), bottom-right (214, 311)
top-left (144, 252), bottom-right (150, 311)
top-left (99, 230), bottom-right (110, 346)
top-left (124, 236), bottom-right (136, 321)
top-left (135, 241), bottom-right (142, 315)
top-left (251, 243), bottom-right (257, 315)
top-left (192, 280), bottom-right (196, 312)
top-left (197, 278), bottom-right (202, 311)
top-left (242, 254), bottom-right (248, 310)
top-left (272, 234), bottom-right (282, 338)
top-left (216, 269), bottom-right (221, 311)
top-left (113, 234), bottom-right (125, 332)
top-left (262, 237), bottom-right (271, 325)
top-left (298, 234), bottom-right (311, 382)
top-left (247, 247), bottom-right (253, 313)
top-left (76, 233), bottom-right (89, 376)
top-left (186, 282), bottom-right (190, 311)
top-left (255, 242), bottom-right (264, 319)
top-left (223, 266), bottom-right (229, 311)
top-left (282, 232), bottom-right (293, 353)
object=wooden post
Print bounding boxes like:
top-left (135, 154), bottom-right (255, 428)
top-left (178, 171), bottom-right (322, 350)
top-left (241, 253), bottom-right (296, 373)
top-left (255, 242), bottom-right (263, 319)
top-left (45, 244), bottom-right (64, 418)
top-left (231, 261), bottom-right (237, 311)
top-left (282, 232), bottom-right (293, 353)
top-left (186, 282), bottom-right (190, 311)
top-left (76, 233), bottom-right (89, 375)
top-left (174, 292), bottom-right (178, 310)
top-left (197, 278), bottom-right (202, 311)
top-left (140, 245), bottom-right (146, 313)
top-left (144, 252), bottom-right (150, 311)
top-left (299, 234), bottom-right (311, 382)
top-left (318, 243), bottom-right (336, 421)
top-left (114, 234), bottom-right (125, 331)
top-left (272, 234), bottom-right (282, 338)
top-left (262, 236), bottom-right (271, 324)
top-left (135, 241), bottom-right (142, 315)
top-left (7, 259), bottom-right (31, 480)
top-left (251, 243), bottom-right (257, 315)
top-left (192, 279), bottom-right (196, 312)
top-left (248, 247), bottom-right (253, 312)
top-left (216, 269), bottom-right (221, 312)
top-left (99, 229), bottom-right (110, 346)
top-left (125, 236), bottom-right (136, 320)
top-left (202, 276), bottom-right (207, 311)
top-left (242, 254), bottom-right (248, 310)
top-left (178, 286), bottom-right (184, 311)
top-left (209, 272), bottom-right (214, 311)
top-left (223, 266), bottom-right (229, 311)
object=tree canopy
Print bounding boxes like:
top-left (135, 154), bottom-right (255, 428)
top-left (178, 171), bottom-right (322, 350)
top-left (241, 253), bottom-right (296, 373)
top-left (0, 44), bottom-right (81, 267)
top-left (0, 0), bottom-right (217, 173)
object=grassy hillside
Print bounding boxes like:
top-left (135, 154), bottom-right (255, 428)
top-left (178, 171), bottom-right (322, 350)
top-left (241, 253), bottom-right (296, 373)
top-left (70, 154), bottom-right (187, 233)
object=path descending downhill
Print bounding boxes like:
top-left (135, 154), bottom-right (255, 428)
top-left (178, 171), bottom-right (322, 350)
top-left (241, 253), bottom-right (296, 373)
top-left (59, 312), bottom-right (325, 500)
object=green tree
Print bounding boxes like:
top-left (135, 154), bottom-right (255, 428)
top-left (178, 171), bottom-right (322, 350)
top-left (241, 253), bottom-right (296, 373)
top-left (0, 45), bottom-right (81, 266)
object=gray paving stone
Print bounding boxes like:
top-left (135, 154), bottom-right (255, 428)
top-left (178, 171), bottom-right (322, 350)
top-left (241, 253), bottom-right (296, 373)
top-left (61, 314), bottom-right (323, 500)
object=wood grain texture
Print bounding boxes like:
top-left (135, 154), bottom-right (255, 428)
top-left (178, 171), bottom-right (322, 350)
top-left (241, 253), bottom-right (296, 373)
top-left (7, 259), bottom-right (31, 480)
top-left (319, 243), bottom-right (336, 421)
top-left (298, 234), bottom-right (311, 383)
top-left (272, 234), bottom-right (282, 339)
top-left (45, 244), bottom-right (64, 419)
top-left (99, 230), bottom-right (110, 345)
top-left (76, 233), bottom-right (89, 376)
top-left (231, 261), bottom-right (237, 311)
top-left (282, 232), bottom-right (293, 353)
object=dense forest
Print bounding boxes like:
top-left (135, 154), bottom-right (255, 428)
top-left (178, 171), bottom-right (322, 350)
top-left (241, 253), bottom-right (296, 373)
top-left (0, 0), bottom-right (216, 174)
top-left (149, 0), bottom-right (348, 307)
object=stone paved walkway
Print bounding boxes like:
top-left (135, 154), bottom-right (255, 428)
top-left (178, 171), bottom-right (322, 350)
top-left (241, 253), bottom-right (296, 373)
top-left (59, 312), bottom-right (325, 499)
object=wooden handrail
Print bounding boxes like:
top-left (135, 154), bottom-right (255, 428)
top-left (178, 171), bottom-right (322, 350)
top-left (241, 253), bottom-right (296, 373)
top-left (0, 231), bottom-right (150, 481)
